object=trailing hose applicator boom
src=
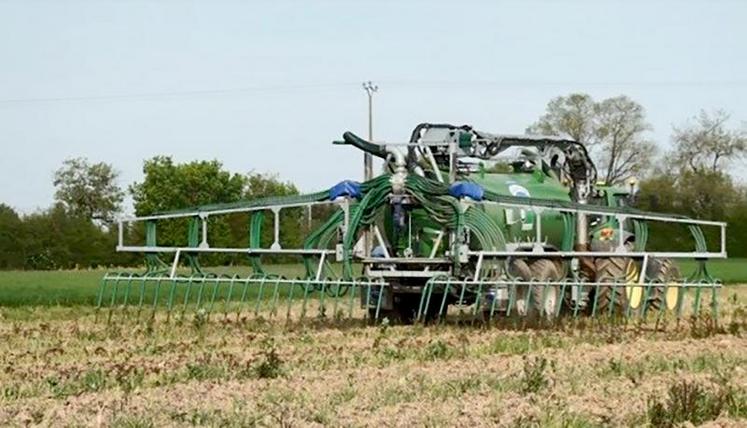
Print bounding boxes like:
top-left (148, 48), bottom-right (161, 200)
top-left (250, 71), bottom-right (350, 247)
top-left (100, 123), bottom-right (727, 325)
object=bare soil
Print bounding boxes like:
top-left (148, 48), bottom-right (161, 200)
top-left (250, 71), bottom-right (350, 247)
top-left (1, 287), bottom-right (746, 427)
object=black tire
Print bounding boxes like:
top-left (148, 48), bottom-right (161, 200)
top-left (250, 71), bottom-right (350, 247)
top-left (511, 259), bottom-right (563, 319)
top-left (594, 257), bottom-right (632, 315)
top-left (645, 258), bottom-right (681, 311)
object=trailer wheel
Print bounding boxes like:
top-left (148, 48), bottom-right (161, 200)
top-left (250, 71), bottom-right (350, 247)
top-left (511, 259), bottom-right (562, 319)
top-left (645, 258), bottom-right (681, 311)
top-left (594, 257), bottom-right (632, 315)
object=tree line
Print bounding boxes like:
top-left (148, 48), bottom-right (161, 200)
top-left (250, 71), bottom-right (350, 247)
top-left (0, 92), bottom-right (744, 270)
top-left (529, 94), bottom-right (746, 254)
top-left (0, 158), bottom-right (303, 269)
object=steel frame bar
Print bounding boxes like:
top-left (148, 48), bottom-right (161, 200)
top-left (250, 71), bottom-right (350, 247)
top-left (101, 275), bottom-right (385, 286)
top-left (117, 246), bottom-right (335, 255)
top-left (479, 200), bottom-right (726, 227)
top-left (119, 199), bottom-right (338, 222)
top-left (469, 250), bottom-right (725, 259)
top-left (425, 279), bottom-right (721, 289)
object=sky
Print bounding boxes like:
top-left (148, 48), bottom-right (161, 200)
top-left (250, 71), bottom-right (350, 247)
top-left (1, 0), bottom-right (745, 214)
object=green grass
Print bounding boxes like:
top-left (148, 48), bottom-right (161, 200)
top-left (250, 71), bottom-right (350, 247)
top-left (676, 258), bottom-right (747, 284)
top-left (0, 270), bottom-right (104, 306)
top-left (0, 259), bottom-right (744, 307)
top-left (0, 265), bottom-right (307, 307)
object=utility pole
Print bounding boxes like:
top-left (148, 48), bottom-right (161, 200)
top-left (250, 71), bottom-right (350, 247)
top-left (361, 81), bottom-right (378, 259)
top-left (362, 81), bottom-right (378, 181)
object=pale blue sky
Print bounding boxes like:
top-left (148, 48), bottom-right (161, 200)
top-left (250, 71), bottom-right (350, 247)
top-left (1, 0), bottom-right (745, 213)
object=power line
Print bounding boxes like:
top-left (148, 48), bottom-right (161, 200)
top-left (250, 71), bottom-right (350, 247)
top-left (378, 79), bottom-right (747, 88)
top-left (0, 82), bottom-right (361, 104)
top-left (2, 79), bottom-right (747, 105)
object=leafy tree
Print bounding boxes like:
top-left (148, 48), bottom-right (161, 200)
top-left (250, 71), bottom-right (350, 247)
top-left (527, 93), bottom-right (596, 144)
top-left (129, 158), bottom-right (305, 265)
top-left (129, 157), bottom-right (246, 258)
top-left (639, 110), bottom-right (747, 257)
top-left (672, 170), bottom-right (738, 220)
top-left (594, 96), bottom-right (656, 184)
top-left (22, 203), bottom-right (117, 269)
top-left (53, 158), bottom-right (124, 225)
top-left (638, 171), bottom-right (744, 256)
top-left (244, 172), bottom-right (299, 200)
top-left (130, 156), bottom-right (246, 216)
top-left (670, 110), bottom-right (746, 174)
top-left (528, 93), bottom-right (655, 184)
top-left (0, 204), bottom-right (25, 268)
top-left (724, 188), bottom-right (747, 257)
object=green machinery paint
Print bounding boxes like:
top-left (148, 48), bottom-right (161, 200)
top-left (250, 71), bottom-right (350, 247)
top-left (97, 123), bottom-right (727, 325)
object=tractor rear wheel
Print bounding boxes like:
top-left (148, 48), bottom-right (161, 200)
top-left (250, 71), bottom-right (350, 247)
top-left (594, 257), bottom-right (633, 316)
top-left (512, 259), bottom-right (562, 319)
top-left (645, 258), bottom-right (681, 312)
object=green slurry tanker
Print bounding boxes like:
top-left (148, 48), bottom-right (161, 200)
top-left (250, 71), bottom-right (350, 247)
top-left (99, 123), bottom-right (727, 324)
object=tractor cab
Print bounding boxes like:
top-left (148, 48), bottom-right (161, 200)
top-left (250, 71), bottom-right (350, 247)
top-left (594, 179), bottom-right (639, 209)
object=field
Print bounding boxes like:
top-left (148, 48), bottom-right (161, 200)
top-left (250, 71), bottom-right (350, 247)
top-left (0, 262), bottom-right (746, 427)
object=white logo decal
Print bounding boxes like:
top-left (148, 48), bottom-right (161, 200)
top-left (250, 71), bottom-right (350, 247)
top-left (508, 184), bottom-right (530, 197)
top-left (507, 184), bottom-right (533, 230)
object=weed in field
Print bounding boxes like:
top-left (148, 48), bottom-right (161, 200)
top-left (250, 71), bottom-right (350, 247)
top-left (437, 374), bottom-right (484, 397)
top-left (520, 355), bottom-right (552, 394)
top-left (600, 357), bottom-right (646, 384)
top-left (727, 305), bottom-right (747, 336)
top-left (192, 308), bottom-right (208, 329)
top-left (422, 339), bottom-right (453, 361)
top-left (488, 335), bottom-right (532, 355)
top-left (257, 388), bottom-right (302, 428)
top-left (113, 366), bottom-right (144, 395)
top-left (646, 380), bottom-right (747, 427)
top-left (143, 317), bottom-right (155, 336)
top-left (44, 368), bottom-right (107, 398)
top-left (607, 358), bottom-right (623, 376)
top-left (106, 324), bottom-right (122, 340)
top-left (2, 384), bottom-right (19, 400)
top-left (376, 383), bottom-right (417, 407)
top-left (484, 333), bottom-right (569, 357)
top-left (510, 409), bottom-right (597, 428)
top-left (81, 368), bottom-right (106, 392)
top-left (111, 414), bottom-right (155, 428)
top-left (328, 386), bottom-right (356, 407)
top-left (298, 331), bottom-right (314, 344)
top-left (728, 320), bottom-right (741, 335)
top-left (730, 293), bottom-right (739, 304)
top-left (185, 363), bottom-right (226, 381)
top-left (254, 338), bottom-right (283, 379)
top-left (378, 346), bottom-right (406, 364)
top-left (688, 314), bottom-right (725, 338)
top-left (371, 317), bottom-right (390, 349)
top-left (604, 323), bottom-right (625, 344)
top-left (169, 399), bottom-right (263, 427)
